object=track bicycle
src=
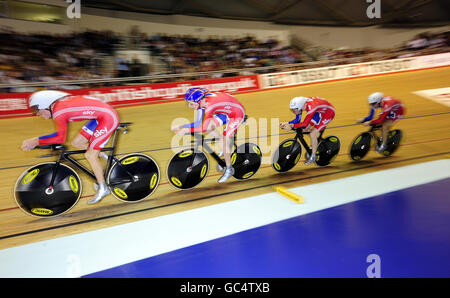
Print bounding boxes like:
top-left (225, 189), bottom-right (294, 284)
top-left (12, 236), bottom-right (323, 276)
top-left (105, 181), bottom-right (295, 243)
top-left (14, 122), bottom-right (161, 217)
top-left (272, 127), bottom-right (341, 172)
top-left (167, 119), bottom-right (262, 189)
top-left (349, 124), bottom-right (403, 161)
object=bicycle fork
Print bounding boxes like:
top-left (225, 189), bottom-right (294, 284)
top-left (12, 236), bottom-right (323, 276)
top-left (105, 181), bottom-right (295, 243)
top-left (103, 128), bottom-right (138, 185)
top-left (46, 157), bottom-right (63, 195)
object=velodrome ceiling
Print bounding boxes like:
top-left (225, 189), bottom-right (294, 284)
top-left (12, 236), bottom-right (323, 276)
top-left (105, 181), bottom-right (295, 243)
top-left (81, 0), bottom-right (450, 27)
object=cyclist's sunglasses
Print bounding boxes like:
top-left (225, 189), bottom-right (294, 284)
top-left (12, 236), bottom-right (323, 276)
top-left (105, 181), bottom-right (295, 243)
top-left (30, 105), bottom-right (40, 115)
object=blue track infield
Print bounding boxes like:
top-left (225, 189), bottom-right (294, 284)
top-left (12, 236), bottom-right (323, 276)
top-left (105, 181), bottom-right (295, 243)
top-left (85, 177), bottom-right (450, 278)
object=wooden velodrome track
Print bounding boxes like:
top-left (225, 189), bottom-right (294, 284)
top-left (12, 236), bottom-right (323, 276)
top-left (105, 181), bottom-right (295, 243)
top-left (0, 67), bottom-right (449, 250)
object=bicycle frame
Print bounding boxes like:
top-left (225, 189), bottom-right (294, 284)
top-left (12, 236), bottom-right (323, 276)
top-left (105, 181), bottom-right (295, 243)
top-left (293, 128), bottom-right (326, 156)
top-left (367, 125), bottom-right (383, 146)
top-left (188, 115), bottom-right (248, 168)
top-left (191, 132), bottom-right (238, 169)
top-left (42, 123), bottom-right (133, 189)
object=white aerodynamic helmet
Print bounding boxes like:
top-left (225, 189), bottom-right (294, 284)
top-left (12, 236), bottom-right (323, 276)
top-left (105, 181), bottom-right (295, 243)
top-left (29, 90), bottom-right (70, 111)
top-left (289, 96), bottom-right (309, 110)
top-left (368, 92), bottom-right (384, 105)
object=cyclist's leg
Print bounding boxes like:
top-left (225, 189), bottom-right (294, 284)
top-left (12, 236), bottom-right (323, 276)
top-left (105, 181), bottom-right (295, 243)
top-left (85, 148), bottom-right (104, 182)
top-left (86, 118), bottom-right (119, 204)
top-left (306, 110), bottom-right (334, 165)
top-left (377, 120), bottom-right (394, 152)
top-left (379, 106), bottom-right (403, 151)
top-left (202, 116), bottom-right (223, 150)
top-left (206, 114), bottom-right (228, 156)
top-left (310, 127), bottom-right (319, 152)
top-left (72, 119), bottom-right (97, 149)
top-left (382, 120), bottom-right (393, 142)
top-left (223, 118), bottom-right (242, 167)
top-left (73, 120), bottom-right (109, 160)
top-left (72, 134), bottom-right (89, 150)
top-left (85, 148), bottom-right (109, 205)
top-left (218, 117), bottom-right (242, 183)
top-left (304, 113), bottom-right (321, 164)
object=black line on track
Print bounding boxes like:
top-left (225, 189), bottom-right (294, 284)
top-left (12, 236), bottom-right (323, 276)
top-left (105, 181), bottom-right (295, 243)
top-left (1, 150), bottom-right (449, 241)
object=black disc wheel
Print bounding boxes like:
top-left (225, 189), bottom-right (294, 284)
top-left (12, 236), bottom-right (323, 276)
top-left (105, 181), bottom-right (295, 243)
top-left (107, 154), bottom-right (160, 202)
top-left (316, 136), bottom-right (341, 167)
top-left (350, 132), bottom-right (372, 161)
top-left (232, 143), bottom-right (262, 180)
top-left (14, 163), bottom-right (82, 217)
top-left (382, 129), bottom-right (403, 157)
top-left (272, 139), bottom-right (302, 173)
top-left (167, 148), bottom-right (209, 190)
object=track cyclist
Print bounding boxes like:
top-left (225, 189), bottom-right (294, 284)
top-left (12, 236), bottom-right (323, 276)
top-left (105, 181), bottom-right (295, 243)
top-left (21, 90), bottom-right (119, 204)
top-left (280, 96), bottom-right (336, 165)
top-left (171, 87), bottom-right (246, 183)
top-left (357, 92), bottom-right (405, 153)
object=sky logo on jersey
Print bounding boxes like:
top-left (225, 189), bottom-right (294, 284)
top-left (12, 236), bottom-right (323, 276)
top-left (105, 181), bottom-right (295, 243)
top-left (83, 110), bottom-right (95, 116)
top-left (94, 127), bottom-right (108, 138)
top-left (228, 120), bottom-right (241, 130)
top-left (322, 118), bottom-right (331, 126)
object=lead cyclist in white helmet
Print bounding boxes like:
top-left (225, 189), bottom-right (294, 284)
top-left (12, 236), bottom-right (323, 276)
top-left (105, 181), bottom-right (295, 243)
top-left (21, 90), bottom-right (120, 204)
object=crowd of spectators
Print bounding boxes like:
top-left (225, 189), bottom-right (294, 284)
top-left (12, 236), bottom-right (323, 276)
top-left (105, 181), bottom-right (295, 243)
top-left (143, 30), bottom-right (449, 81)
top-left (0, 28), bottom-right (120, 92)
top-left (146, 34), bottom-right (304, 78)
top-left (0, 27), bottom-right (448, 93)
top-left (403, 32), bottom-right (449, 51)
top-left (315, 31), bottom-right (450, 66)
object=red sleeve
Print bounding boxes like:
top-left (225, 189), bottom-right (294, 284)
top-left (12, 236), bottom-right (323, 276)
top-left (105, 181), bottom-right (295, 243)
top-left (370, 110), bottom-right (388, 125)
top-left (293, 109), bottom-right (314, 129)
top-left (38, 117), bottom-right (67, 145)
top-left (198, 118), bottom-right (215, 133)
top-left (190, 123), bottom-right (206, 133)
top-left (199, 105), bottom-right (215, 132)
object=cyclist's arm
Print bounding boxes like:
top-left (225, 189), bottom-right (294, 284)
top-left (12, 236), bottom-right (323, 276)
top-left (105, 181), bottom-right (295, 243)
top-left (370, 109), bottom-right (388, 125)
top-left (288, 113), bottom-right (302, 124)
top-left (197, 106), bottom-right (216, 133)
top-left (182, 108), bottom-right (205, 132)
top-left (360, 107), bottom-right (376, 123)
top-left (38, 118), bottom-right (67, 145)
top-left (293, 110), bottom-right (314, 129)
